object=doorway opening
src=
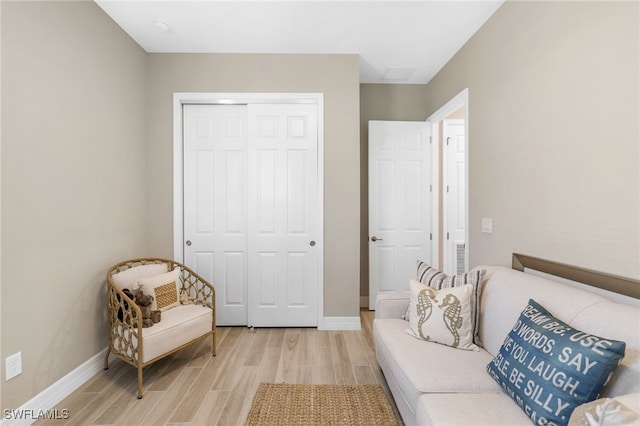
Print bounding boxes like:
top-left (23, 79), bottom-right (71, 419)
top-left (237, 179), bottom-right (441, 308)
top-left (428, 88), bottom-right (469, 274)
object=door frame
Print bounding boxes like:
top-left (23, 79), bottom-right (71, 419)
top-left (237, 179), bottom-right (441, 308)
top-left (172, 92), bottom-right (325, 328)
top-left (427, 88), bottom-right (469, 272)
top-left (442, 118), bottom-right (466, 275)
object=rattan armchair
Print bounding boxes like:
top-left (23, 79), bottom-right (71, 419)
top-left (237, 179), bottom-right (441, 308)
top-left (104, 258), bottom-right (216, 398)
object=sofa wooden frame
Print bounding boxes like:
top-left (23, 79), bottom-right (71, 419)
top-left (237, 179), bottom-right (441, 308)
top-left (512, 253), bottom-right (640, 299)
top-left (104, 258), bottom-right (216, 398)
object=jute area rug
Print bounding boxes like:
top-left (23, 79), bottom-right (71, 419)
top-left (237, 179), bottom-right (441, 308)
top-left (245, 383), bottom-right (400, 425)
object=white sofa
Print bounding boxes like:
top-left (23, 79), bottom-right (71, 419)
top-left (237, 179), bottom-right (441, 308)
top-left (373, 265), bottom-right (640, 425)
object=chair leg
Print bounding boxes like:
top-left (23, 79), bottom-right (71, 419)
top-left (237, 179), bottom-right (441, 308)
top-left (137, 366), bottom-right (144, 399)
top-left (212, 333), bottom-right (217, 357)
top-left (104, 348), bottom-right (110, 370)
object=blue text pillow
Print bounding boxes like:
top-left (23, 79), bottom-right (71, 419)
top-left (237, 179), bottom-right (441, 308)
top-left (487, 299), bottom-right (625, 426)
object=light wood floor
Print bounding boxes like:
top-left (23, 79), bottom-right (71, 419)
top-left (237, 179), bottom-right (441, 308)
top-left (35, 310), bottom-right (401, 426)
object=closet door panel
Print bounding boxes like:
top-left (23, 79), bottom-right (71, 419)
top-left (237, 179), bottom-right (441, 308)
top-left (248, 104), bottom-right (319, 327)
top-left (183, 104), bottom-right (248, 325)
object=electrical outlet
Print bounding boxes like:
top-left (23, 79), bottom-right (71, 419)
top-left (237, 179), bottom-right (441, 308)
top-left (6, 352), bottom-right (22, 381)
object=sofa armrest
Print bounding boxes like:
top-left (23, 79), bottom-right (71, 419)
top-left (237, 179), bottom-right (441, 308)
top-left (375, 292), bottom-right (410, 319)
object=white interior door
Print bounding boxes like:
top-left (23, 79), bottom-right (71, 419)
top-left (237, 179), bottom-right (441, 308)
top-left (443, 119), bottom-right (466, 275)
top-left (368, 121), bottom-right (432, 309)
top-left (183, 104), bottom-right (248, 325)
top-left (247, 104), bottom-right (319, 327)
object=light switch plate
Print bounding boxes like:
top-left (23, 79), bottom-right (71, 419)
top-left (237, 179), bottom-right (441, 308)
top-left (482, 218), bottom-right (493, 233)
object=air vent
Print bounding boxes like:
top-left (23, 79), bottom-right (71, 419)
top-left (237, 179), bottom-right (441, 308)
top-left (380, 67), bottom-right (415, 82)
top-left (455, 242), bottom-right (466, 274)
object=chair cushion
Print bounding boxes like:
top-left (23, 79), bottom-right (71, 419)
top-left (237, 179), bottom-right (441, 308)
top-left (139, 304), bottom-right (212, 363)
top-left (112, 305), bottom-right (212, 362)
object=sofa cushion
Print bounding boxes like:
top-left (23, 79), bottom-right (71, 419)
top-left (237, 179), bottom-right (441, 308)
top-left (407, 280), bottom-right (477, 350)
top-left (478, 266), bottom-right (611, 358)
top-left (413, 261), bottom-right (485, 346)
top-left (568, 303), bottom-right (640, 398)
top-left (487, 299), bottom-right (626, 426)
top-left (416, 393), bottom-right (532, 426)
top-left (375, 292), bottom-right (411, 320)
top-left (373, 318), bottom-right (500, 415)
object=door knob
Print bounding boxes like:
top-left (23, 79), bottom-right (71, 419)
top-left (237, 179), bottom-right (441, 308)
top-left (309, 240), bottom-right (316, 247)
top-left (371, 236), bottom-right (383, 242)
top-left (185, 240), bottom-right (192, 247)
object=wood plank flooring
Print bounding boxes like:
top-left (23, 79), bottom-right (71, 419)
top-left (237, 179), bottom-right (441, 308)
top-left (35, 310), bottom-right (401, 425)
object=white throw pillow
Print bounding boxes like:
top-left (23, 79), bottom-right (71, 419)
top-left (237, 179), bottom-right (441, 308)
top-left (137, 269), bottom-right (181, 312)
top-left (111, 263), bottom-right (168, 289)
top-left (407, 280), bottom-right (478, 351)
top-left (569, 393), bottom-right (640, 426)
top-left (411, 261), bottom-right (485, 347)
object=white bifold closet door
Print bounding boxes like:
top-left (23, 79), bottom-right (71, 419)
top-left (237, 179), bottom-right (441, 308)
top-left (183, 103), bottom-right (319, 327)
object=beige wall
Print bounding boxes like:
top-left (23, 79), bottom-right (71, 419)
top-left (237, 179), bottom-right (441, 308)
top-left (422, 1), bottom-right (639, 278)
top-left (145, 53), bottom-right (361, 317)
top-left (2, 9), bottom-right (361, 409)
top-left (359, 84), bottom-right (431, 301)
top-left (3, 0), bottom-right (637, 412)
top-left (1, 1), bottom-right (148, 410)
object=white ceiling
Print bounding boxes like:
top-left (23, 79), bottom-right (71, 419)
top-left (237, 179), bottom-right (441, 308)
top-left (95, 0), bottom-right (504, 85)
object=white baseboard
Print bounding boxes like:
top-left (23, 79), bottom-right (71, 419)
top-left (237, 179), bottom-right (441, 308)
top-left (2, 348), bottom-right (107, 426)
top-left (319, 316), bottom-right (361, 331)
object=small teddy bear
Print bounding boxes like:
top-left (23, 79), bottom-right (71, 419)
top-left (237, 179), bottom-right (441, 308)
top-left (134, 291), bottom-right (155, 328)
top-left (117, 288), bottom-right (135, 323)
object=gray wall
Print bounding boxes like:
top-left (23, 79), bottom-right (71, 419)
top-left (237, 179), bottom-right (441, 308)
top-left (421, 1), bottom-right (639, 278)
top-left (145, 53), bottom-right (361, 318)
top-left (1, 1), bottom-right (148, 411)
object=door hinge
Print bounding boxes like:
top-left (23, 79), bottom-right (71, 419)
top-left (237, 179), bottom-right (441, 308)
top-left (446, 185), bottom-right (450, 193)
top-left (429, 233), bottom-right (433, 241)
top-left (429, 136), bottom-right (432, 144)
top-left (446, 137), bottom-right (451, 146)
top-left (429, 184), bottom-right (432, 192)
top-left (447, 232), bottom-right (450, 240)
